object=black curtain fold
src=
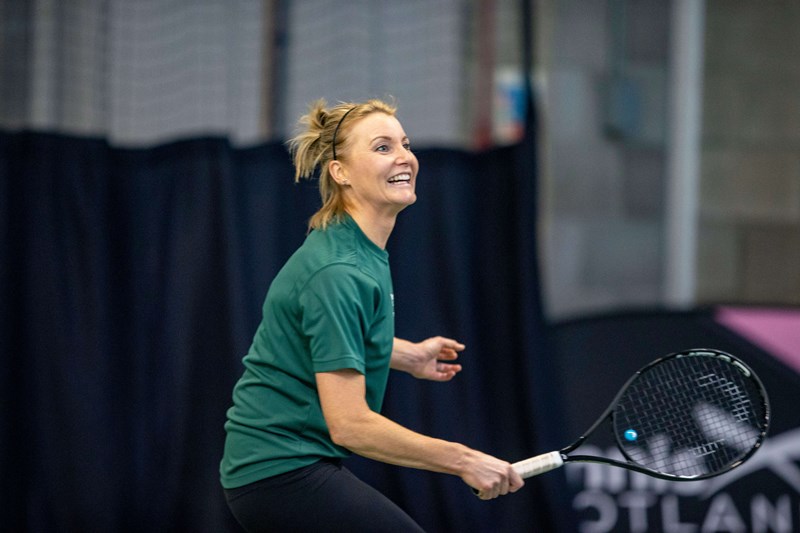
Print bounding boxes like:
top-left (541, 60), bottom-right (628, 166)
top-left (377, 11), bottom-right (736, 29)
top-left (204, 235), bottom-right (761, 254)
top-left (1, 130), bottom-right (553, 532)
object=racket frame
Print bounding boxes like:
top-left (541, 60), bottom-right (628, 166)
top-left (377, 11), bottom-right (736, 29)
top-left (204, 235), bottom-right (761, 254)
top-left (547, 348), bottom-right (770, 481)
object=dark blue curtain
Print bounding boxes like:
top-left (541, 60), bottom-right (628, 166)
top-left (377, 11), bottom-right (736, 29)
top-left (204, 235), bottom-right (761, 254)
top-left (1, 130), bottom-right (555, 532)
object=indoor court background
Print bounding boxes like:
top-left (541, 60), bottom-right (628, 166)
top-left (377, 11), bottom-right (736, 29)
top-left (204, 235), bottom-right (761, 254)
top-left (2, 1), bottom-right (799, 532)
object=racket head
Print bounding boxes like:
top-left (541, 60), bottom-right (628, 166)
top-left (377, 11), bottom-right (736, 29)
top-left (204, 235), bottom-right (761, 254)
top-left (611, 349), bottom-right (770, 480)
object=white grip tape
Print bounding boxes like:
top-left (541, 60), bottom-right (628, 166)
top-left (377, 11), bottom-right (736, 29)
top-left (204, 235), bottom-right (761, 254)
top-left (512, 451), bottom-right (564, 479)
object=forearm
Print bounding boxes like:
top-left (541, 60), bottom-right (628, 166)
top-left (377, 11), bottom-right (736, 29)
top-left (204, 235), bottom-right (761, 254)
top-left (318, 367), bottom-right (474, 475)
top-left (389, 337), bottom-right (418, 373)
top-left (330, 407), bottom-right (476, 476)
top-left (317, 369), bottom-right (520, 497)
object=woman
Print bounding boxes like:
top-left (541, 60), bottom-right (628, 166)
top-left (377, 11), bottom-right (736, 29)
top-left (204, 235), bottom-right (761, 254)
top-left (220, 99), bottom-right (523, 532)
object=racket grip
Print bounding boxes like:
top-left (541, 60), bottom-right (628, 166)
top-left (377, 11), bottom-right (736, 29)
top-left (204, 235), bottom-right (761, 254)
top-left (512, 451), bottom-right (564, 479)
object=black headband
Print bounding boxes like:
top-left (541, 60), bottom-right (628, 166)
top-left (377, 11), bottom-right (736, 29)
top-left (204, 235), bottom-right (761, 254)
top-left (331, 106), bottom-right (356, 161)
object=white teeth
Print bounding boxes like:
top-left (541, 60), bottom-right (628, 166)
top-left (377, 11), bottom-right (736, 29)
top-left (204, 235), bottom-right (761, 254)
top-left (388, 173), bottom-right (411, 183)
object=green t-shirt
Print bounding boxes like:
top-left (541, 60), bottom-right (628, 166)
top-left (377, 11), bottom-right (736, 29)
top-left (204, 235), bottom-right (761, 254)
top-left (220, 216), bottom-right (395, 489)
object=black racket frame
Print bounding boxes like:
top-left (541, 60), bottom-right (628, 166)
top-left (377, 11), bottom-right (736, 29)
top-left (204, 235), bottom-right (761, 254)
top-left (558, 348), bottom-right (771, 481)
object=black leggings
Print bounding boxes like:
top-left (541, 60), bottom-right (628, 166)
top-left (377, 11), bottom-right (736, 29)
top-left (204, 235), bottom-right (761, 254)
top-left (224, 459), bottom-right (425, 533)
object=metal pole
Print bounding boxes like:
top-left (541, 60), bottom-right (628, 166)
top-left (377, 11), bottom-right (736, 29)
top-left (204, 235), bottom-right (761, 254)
top-left (664, 0), bottom-right (706, 307)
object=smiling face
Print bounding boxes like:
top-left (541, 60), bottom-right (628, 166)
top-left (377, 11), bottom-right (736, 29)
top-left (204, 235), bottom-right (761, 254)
top-left (332, 112), bottom-right (419, 222)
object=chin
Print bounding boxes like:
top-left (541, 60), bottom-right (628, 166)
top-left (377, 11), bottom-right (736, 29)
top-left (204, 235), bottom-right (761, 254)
top-left (392, 195), bottom-right (416, 215)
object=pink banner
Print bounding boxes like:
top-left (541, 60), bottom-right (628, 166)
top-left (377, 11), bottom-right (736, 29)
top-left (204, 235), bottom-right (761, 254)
top-left (716, 306), bottom-right (800, 375)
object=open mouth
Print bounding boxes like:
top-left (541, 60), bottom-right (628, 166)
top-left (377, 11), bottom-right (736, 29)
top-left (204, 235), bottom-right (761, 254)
top-left (387, 173), bottom-right (412, 185)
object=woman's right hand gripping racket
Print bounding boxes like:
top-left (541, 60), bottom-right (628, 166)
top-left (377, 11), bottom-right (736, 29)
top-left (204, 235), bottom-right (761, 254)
top-left (511, 349), bottom-right (770, 486)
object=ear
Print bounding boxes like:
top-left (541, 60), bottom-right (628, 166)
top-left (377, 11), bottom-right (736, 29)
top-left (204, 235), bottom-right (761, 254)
top-left (329, 160), bottom-right (349, 186)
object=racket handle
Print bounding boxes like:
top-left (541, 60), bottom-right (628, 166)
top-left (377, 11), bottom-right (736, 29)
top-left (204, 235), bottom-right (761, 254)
top-left (512, 451), bottom-right (564, 479)
top-left (471, 450), bottom-right (564, 497)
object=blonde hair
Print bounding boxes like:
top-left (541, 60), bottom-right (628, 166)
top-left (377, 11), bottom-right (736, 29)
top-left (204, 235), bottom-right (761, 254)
top-left (287, 98), bottom-right (397, 230)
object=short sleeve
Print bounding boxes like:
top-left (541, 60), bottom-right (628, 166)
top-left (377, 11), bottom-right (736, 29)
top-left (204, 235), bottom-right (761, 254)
top-left (299, 263), bottom-right (378, 374)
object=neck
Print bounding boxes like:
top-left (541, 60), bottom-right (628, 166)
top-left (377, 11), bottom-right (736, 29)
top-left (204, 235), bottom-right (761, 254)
top-left (347, 210), bottom-right (397, 250)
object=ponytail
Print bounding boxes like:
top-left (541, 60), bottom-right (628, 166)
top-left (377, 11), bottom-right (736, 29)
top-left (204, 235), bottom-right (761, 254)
top-left (286, 98), bottom-right (397, 230)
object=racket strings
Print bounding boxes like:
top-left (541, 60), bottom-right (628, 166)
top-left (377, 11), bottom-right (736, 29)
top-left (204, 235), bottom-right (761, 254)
top-left (613, 355), bottom-right (767, 477)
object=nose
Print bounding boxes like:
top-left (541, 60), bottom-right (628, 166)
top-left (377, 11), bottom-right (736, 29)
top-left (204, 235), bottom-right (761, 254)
top-left (395, 149), bottom-right (415, 166)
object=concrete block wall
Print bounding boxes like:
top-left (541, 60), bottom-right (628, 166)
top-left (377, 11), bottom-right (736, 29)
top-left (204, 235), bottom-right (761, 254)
top-left (539, 0), bottom-right (669, 318)
top-left (698, 1), bottom-right (800, 305)
top-left (540, 0), bottom-right (800, 319)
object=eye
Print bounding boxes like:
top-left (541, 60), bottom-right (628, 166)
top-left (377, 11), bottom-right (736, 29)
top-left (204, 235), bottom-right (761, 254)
top-left (403, 142), bottom-right (411, 151)
top-left (375, 144), bottom-right (389, 152)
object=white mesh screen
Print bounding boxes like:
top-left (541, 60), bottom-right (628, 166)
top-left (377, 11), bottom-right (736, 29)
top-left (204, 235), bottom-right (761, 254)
top-left (0, 0), bottom-right (520, 148)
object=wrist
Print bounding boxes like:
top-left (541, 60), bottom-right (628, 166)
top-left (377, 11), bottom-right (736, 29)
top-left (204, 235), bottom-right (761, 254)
top-left (390, 338), bottom-right (421, 373)
top-left (448, 443), bottom-right (478, 477)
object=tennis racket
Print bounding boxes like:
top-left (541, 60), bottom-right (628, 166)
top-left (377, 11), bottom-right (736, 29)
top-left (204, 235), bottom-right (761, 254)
top-left (511, 349), bottom-right (770, 485)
